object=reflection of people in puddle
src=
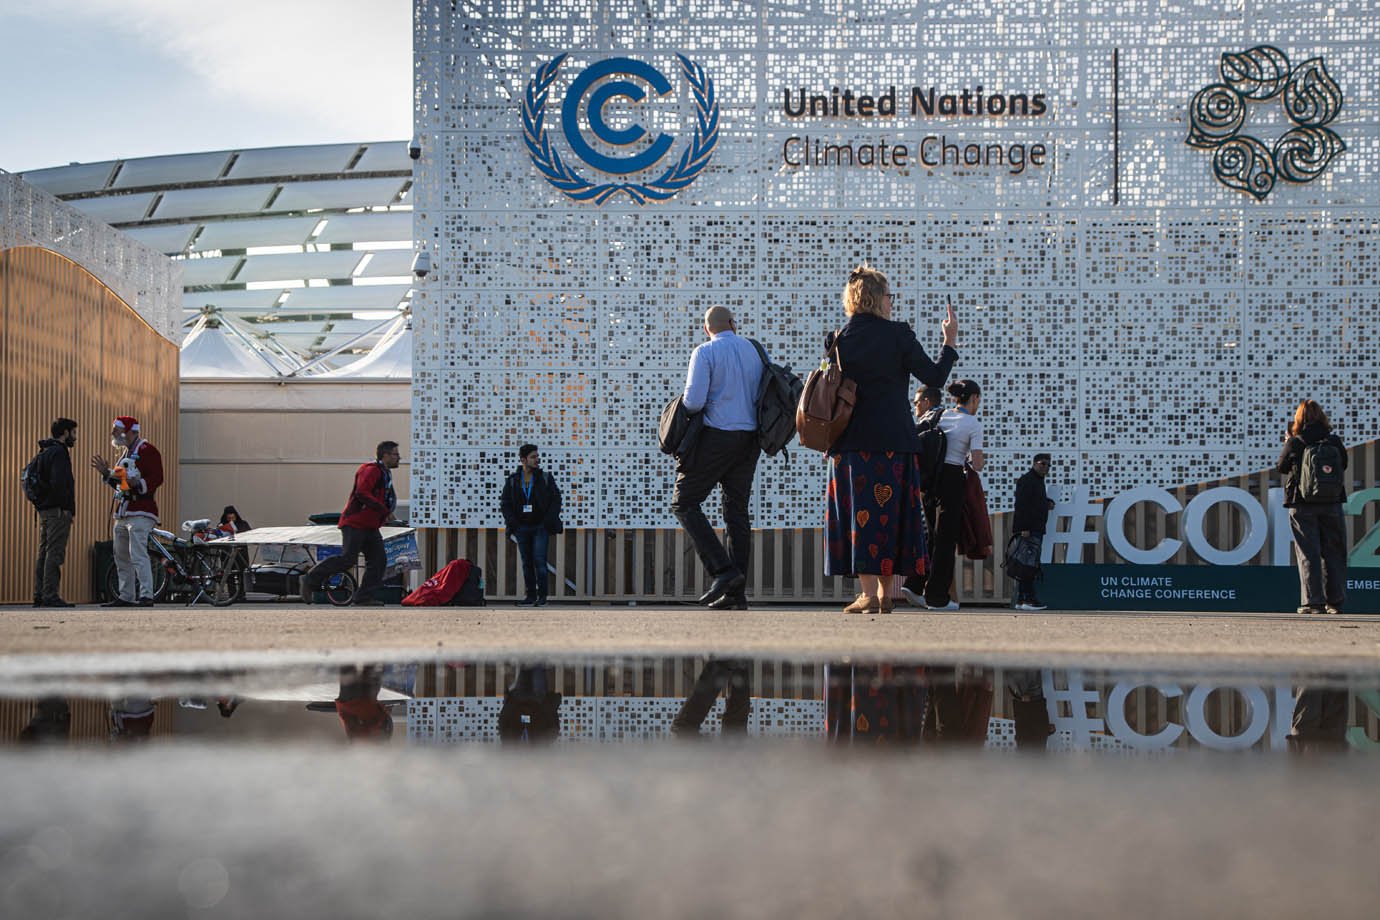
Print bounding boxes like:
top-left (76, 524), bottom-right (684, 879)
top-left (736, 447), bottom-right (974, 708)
top-left (498, 665), bottom-right (562, 743)
top-left (672, 659), bottom-right (752, 738)
top-left (335, 667), bottom-right (393, 742)
top-left (19, 697), bottom-right (71, 744)
top-left (1289, 688), bottom-right (1349, 753)
top-left (1005, 669), bottom-right (1053, 751)
top-left (825, 665), bottom-right (999, 746)
top-left (924, 666), bottom-right (994, 745)
top-left (826, 664), bottom-right (927, 744)
top-left (110, 698), bottom-right (157, 741)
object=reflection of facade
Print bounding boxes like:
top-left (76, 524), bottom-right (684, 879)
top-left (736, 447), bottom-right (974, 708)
top-left (0, 171), bottom-right (181, 603)
top-left (407, 660), bottom-right (1380, 751)
top-left (411, 2), bottom-right (1380, 602)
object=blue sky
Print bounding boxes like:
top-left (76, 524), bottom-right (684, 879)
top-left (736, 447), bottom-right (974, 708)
top-left (0, 0), bottom-right (411, 172)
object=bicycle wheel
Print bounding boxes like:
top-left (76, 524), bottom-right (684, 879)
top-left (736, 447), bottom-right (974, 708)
top-left (323, 571), bottom-right (357, 607)
top-left (104, 553), bottom-right (170, 601)
top-left (191, 554), bottom-right (238, 607)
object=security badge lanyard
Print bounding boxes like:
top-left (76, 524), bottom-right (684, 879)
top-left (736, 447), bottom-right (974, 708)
top-left (521, 471), bottom-right (535, 515)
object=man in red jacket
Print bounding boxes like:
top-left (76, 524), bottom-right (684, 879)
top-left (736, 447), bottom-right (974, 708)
top-left (302, 440), bottom-right (401, 606)
top-left (89, 416), bottom-right (164, 607)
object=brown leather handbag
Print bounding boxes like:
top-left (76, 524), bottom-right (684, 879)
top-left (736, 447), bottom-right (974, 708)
top-left (795, 330), bottom-right (857, 452)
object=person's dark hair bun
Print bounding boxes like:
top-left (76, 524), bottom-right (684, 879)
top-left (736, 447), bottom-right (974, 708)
top-left (947, 379), bottom-right (981, 401)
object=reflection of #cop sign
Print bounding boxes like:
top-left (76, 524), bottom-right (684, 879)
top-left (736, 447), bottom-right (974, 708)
top-left (522, 54), bottom-right (719, 205)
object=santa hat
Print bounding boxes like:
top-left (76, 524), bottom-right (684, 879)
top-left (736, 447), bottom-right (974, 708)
top-left (112, 416), bottom-right (140, 432)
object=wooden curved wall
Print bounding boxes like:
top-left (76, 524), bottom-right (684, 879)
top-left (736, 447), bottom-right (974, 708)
top-left (0, 246), bottom-right (179, 604)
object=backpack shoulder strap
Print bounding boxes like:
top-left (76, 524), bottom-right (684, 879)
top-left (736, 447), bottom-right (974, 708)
top-left (749, 337), bottom-right (770, 368)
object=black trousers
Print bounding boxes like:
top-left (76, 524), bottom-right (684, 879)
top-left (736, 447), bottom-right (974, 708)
top-left (306, 526), bottom-right (387, 602)
top-left (672, 658), bottom-right (752, 735)
top-left (1288, 504), bottom-right (1347, 608)
top-left (923, 464), bottom-right (967, 606)
top-left (671, 427), bottom-right (760, 580)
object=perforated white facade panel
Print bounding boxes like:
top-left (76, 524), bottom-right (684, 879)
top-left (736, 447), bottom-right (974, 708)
top-left (0, 170), bottom-right (181, 343)
top-left (412, 0), bottom-right (1380, 529)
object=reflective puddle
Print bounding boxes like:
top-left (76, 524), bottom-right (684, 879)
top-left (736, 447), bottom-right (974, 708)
top-left (4, 655), bottom-right (1377, 754)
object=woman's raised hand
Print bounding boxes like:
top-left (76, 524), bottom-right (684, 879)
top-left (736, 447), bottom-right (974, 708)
top-left (941, 302), bottom-right (958, 348)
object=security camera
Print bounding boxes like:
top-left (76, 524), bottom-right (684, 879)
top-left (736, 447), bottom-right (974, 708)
top-left (411, 249), bottom-right (432, 279)
top-left (408, 135), bottom-right (422, 160)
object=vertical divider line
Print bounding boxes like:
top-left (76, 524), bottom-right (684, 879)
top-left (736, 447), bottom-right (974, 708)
top-left (1113, 48), bottom-right (1121, 206)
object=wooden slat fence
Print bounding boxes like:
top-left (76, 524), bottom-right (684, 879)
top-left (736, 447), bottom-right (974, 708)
top-left (421, 442), bottom-right (1379, 605)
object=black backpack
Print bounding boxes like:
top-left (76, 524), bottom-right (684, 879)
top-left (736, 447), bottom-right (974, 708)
top-left (915, 413), bottom-right (947, 493)
top-left (20, 449), bottom-right (48, 507)
top-left (1298, 439), bottom-right (1345, 503)
top-left (451, 565), bottom-right (486, 606)
top-left (749, 339), bottom-right (804, 461)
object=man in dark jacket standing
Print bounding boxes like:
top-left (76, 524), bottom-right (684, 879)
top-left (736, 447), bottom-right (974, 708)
top-left (32, 418), bottom-right (78, 607)
top-left (500, 444), bottom-right (562, 606)
top-left (303, 440), bottom-right (401, 606)
top-left (1011, 453), bottom-right (1054, 610)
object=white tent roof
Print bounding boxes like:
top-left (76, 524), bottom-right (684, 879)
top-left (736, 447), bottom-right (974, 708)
top-left (180, 316), bottom-right (291, 378)
top-left (317, 314), bottom-right (411, 379)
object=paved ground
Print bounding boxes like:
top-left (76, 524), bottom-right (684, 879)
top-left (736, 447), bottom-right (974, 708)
top-left (2, 745), bottom-right (1377, 919)
top-left (2, 604), bottom-right (1377, 918)
top-left (1, 603), bottom-right (1379, 674)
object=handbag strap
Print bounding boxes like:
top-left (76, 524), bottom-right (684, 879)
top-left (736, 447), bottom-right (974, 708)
top-left (823, 327), bottom-right (845, 373)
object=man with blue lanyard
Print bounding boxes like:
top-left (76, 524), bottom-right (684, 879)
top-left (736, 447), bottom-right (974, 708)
top-left (673, 305), bottom-right (765, 610)
top-left (500, 444), bottom-right (562, 606)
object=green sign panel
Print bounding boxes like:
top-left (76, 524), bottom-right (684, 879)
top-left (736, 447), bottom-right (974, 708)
top-left (1042, 564), bottom-right (1380, 613)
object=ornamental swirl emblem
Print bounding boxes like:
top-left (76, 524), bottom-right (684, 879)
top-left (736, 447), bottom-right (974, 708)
top-left (523, 54), bottom-right (720, 205)
top-left (1187, 46), bottom-right (1345, 201)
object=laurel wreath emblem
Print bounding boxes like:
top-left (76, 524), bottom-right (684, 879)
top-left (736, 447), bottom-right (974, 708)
top-left (1186, 46), bottom-right (1345, 201)
top-left (522, 53), bottom-right (720, 205)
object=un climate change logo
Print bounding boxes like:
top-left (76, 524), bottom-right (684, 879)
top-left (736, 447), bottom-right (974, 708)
top-left (1186, 46), bottom-right (1345, 201)
top-left (523, 54), bottom-right (719, 205)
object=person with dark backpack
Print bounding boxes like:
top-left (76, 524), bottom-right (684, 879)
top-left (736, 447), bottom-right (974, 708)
top-left (1276, 400), bottom-right (1348, 614)
top-left (27, 418), bottom-right (78, 607)
top-left (899, 387), bottom-right (944, 606)
top-left (672, 305), bottom-right (765, 610)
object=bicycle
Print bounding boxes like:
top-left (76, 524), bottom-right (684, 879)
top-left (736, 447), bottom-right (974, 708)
top-left (103, 523), bottom-right (243, 607)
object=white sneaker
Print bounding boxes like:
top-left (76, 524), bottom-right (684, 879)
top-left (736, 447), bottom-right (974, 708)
top-left (899, 586), bottom-right (924, 607)
top-left (924, 600), bottom-right (961, 611)
top-left (1015, 602), bottom-right (1048, 611)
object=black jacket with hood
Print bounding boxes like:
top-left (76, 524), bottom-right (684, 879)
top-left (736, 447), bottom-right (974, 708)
top-left (34, 438), bottom-right (75, 514)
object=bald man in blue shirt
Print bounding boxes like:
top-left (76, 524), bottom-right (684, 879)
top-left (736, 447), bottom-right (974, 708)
top-left (673, 305), bottom-right (765, 609)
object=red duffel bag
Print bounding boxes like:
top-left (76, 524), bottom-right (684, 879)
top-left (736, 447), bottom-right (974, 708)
top-left (402, 559), bottom-right (485, 606)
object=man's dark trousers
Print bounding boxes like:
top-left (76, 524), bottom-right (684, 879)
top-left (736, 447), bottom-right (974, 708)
top-left (513, 524), bottom-right (549, 600)
top-left (307, 525), bottom-right (386, 602)
top-left (671, 427), bottom-right (759, 580)
top-left (34, 508), bottom-right (72, 604)
top-left (672, 658), bottom-right (752, 736)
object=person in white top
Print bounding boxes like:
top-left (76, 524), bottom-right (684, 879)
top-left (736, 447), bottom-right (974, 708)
top-left (923, 380), bottom-right (984, 610)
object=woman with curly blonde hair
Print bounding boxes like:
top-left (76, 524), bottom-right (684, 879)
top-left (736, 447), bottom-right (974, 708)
top-left (823, 265), bottom-right (958, 614)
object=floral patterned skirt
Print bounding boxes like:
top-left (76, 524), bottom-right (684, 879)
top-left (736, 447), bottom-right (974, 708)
top-left (825, 450), bottom-right (928, 578)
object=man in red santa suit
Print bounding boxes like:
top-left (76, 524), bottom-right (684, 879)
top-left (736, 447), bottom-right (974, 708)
top-left (89, 416), bottom-right (164, 606)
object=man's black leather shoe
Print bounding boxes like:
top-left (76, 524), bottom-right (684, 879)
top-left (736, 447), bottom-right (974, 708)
top-left (697, 570), bottom-right (745, 606)
top-left (708, 593), bottom-right (748, 610)
top-left (136, 597), bottom-right (155, 607)
top-left (101, 598), bottom-right (134, 608)
top-left (43, 599), bottom-right (75, 608)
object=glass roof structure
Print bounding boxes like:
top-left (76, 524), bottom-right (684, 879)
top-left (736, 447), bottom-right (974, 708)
top-left (19, 141), bottom-right (414, 364)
